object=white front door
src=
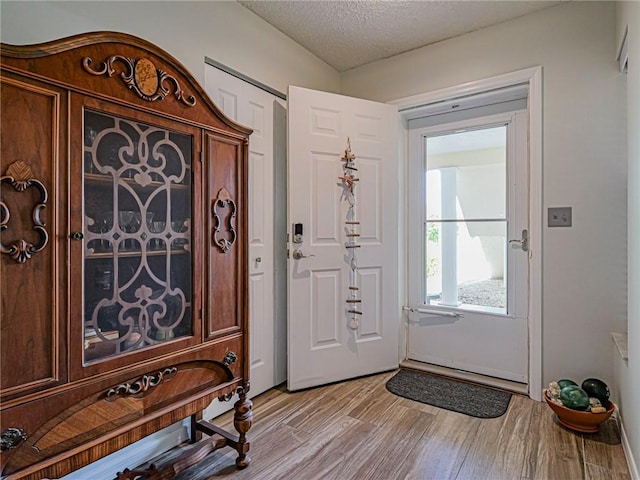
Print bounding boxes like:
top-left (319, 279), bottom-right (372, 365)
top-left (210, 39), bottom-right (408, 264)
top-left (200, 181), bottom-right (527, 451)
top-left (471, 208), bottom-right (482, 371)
top-left (204, 66), bottom-right (287, 399)
top-left (287, 86), bottom-right (399, 391)
top-left (406, 110), bottom-right (529, 384)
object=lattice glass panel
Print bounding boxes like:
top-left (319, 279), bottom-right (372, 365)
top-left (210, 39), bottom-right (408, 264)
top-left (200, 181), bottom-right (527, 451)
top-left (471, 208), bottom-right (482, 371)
top-left (83, 109), bottom-right (192, 362)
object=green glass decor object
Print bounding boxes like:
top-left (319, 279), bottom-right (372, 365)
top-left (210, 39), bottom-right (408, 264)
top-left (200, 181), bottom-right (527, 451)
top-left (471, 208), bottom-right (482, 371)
top-left (560, 385), bottom-right (590, 411)
top-left (557, 378), bottom-right (578, 389)
top-left (581, 378), bottom-right (610, 402)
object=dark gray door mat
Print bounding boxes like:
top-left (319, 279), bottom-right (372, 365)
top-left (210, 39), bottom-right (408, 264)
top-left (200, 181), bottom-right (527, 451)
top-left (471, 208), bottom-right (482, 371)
top-left (386, 368), bottom-right (512, 418)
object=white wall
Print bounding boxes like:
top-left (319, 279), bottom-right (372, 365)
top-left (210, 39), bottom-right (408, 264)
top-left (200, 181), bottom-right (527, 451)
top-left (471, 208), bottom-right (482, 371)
top-left (616, 2), bottom-right (640, 477)
top-left (0, 0), bottom-right (340, 95)
top-left (344, 1), bottom-right (627, 395)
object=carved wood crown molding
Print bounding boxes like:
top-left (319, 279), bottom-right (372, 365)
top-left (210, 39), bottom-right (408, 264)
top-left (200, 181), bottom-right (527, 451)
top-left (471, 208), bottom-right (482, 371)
top-left (0, 161), bottom-right (49, 263)
top-left (1, 31), bottom-right (253, 136)
top-left (82, 54), bottom-right (196, 107)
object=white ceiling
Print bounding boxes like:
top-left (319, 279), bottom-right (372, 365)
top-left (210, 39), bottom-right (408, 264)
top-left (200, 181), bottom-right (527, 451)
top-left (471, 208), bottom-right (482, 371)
top-left (237, 0), bottom-right (565, 72)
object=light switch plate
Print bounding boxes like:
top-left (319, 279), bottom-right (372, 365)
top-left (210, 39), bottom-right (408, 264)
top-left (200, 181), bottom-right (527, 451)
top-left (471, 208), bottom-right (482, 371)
top-left (548, 207), bottom-right (572, 227)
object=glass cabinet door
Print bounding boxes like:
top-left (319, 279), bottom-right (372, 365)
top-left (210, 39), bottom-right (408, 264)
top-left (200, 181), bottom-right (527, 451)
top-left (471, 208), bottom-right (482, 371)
top-left (82, 109), bottom-right (193, 363)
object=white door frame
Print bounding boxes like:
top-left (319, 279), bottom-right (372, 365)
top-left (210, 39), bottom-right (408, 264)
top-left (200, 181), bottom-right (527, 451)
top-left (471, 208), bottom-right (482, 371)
top-left (389, 66), bottom-right (543, 401)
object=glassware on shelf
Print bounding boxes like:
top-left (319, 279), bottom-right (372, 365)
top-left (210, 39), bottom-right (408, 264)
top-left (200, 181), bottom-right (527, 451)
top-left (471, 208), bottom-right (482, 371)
top-left (144, 212), bottom-right (154, 229)
top-left (149, 220), bottom-right (166, 250)
top-left (97, 211), bottom-right (114, 252)
top-left (94, 269), bottom-right (112, 291)
top-left (171, 219), bottom-right (188, 250)
top-left (85, 211), bottom-right (113, 254)
top-left (118, 210), bottom-right (135, 250)
top-left (122, 326), bottom-right (144, 350)
top-left (84, 127), bottom-right (98, 174)
top-left (84, 152), bottom-right (95, 174)
top-left (171, 219), bottom-right (186, 234)
top-left (129, 212), bottom-right (141, 235)
top-left (118, 210), bottom-right (135, 230)
top-left (154, 328), bottom-right (175, 341)
top-left (85, 126), bottom-right (97, 146)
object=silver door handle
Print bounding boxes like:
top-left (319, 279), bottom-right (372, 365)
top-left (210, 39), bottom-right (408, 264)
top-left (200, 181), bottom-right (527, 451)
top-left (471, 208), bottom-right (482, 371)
top-left (509, 229), bottom-right (529, 252)
top-left (292, 249), bottom-right (315, 260)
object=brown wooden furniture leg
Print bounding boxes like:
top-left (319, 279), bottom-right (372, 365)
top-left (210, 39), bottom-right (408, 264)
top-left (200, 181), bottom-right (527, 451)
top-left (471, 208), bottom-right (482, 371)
top-left (233, 385), bottom-right (253, 468)
top-left (194, 385), bottom-right (253, 470)
top-left (190, 412), bottom-right (203, 443)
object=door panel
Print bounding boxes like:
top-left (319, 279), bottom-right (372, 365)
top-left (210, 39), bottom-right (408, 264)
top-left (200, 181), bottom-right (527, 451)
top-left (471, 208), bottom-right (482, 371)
top-left (205, 131), bottom-right (243, 339)
top-left (0, 76), bottom-right (67, 398)
top-left (407, 111), bottom-right (529, 384)
top-left (288, 86), bottom-right (399, 391)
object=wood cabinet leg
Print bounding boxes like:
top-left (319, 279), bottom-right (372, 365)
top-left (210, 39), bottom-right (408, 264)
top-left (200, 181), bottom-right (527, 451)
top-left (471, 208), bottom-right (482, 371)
top-left (190, 412), bottom-right (202, 443)
top-left (233, 385), bottom-right (252, 469)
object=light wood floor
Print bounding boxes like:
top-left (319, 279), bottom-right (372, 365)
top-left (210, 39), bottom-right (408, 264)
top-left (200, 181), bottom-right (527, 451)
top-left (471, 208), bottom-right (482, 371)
top-left (149, 370), bottom-right (630, 480)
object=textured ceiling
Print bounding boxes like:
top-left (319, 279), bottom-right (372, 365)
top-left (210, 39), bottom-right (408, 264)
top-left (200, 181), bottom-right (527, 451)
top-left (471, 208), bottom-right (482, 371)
top-left (238, 0), bottom-right (564, 72)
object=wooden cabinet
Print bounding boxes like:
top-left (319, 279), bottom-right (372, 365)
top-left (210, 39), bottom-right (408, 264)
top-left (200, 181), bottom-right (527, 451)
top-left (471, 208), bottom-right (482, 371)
top-left (0, 32), bottom-right (251, 479)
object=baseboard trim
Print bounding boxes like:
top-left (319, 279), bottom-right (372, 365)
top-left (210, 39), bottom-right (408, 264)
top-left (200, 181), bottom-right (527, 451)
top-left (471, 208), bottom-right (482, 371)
top-left (618, 411), bottom-right (640, 480)
top-left (60, 421), bottom-right (190, 480)
top-left (400, 359), bottom-right (529, 396)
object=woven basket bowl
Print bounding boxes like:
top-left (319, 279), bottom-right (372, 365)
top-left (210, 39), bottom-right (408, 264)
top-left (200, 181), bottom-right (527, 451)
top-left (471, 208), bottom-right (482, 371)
top-left (543, 389), bottom-right (614, 433)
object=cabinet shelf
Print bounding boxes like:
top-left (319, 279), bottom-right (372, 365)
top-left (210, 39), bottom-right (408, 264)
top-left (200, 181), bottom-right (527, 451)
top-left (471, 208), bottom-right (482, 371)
top-left (85, 248), bottom-right (189, 259)
top-left (84, 172), bottom-right (190, 191)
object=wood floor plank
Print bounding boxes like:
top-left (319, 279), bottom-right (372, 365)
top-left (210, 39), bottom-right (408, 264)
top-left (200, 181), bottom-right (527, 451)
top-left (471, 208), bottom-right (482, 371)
top-left (585, 461), bottom-right (632, 480)
top-left (275, 415), bottom-right (378, 480)
top-left (134, 371), bottom-right (631, 480)
top-left (348, 373), bottom-right (406, 425)
top-left (583, 417), bottom-right (630, 477)
top-left (520, 396), bottom-right (546, 480)
top-left (396, 408), bottom-right (481, 480)
top-left (529, 403), bottom-right (586, 480)
top-left (283, 378), bottom-right (373, 433)
top-left (455, 394), bottom-right (535, 480)
top-left (348, 405), bottom-right (435, 480)
top-left (245, 415), bottom-right (369, 479)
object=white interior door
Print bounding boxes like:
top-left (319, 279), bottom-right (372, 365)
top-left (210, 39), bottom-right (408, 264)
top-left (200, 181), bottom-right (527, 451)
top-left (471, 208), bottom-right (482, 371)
top-left (204, 66), bottom-right (287, 404)
top-left (287, 86), bottom-right (399, 391)
top-left (406, 110), bottom-right (529, 384)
